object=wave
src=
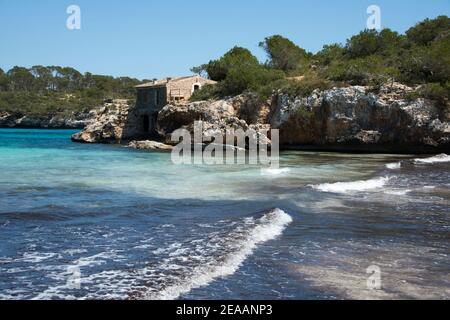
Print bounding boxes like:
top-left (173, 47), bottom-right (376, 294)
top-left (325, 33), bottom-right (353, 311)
top-left (386, 162), bottom-right (402, 170)
top-left (414, 154), bottom-right (450, 164)
top-left (260, 168), bottom-right (291, 176)
top-left (27, 209), bottom-right (292, 300)
top-left (311, 177), bottom-right (390, 193)
top-left (384, 189), bottom-right (411, 196)
top-left (145, 208), bottom-right (292, 300)
top-left (386, 154), bottom-right (450, 170)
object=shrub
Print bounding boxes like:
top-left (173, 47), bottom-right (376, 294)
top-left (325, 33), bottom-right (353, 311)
top-left (323, 55), bottom-right (400, 85)
top-left (406, 15), bottom-right (450, 45)
top-left (399, 38), bottom-right (450, 84)
top-left (418, 82), bottom-right (450, 104)
top-left (344, 29), bottom-right (404, 59)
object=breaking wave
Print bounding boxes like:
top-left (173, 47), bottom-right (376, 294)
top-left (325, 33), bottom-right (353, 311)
top-left (414, 154), bottom-right (450, 164)
top-left (146, 208), bottom-right (292, 300)
top-left (386, 154), bottom-right (450, 170)
top-left (311, 177), bottom-right (390, 193)
top-left (260, 168), bottom-right (291, 176)
top-left (386, 162), bottom-right (402, 170)
top-left (26, 208), bottom-right (292, 300)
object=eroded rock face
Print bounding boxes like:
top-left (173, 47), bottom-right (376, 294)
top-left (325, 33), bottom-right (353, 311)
top-left (71, 100), bottom-right (138, 143)
top-left (157, 96), bottom-right (273, 146)
top-left (71, 83), bottom-right (449, 153)
top-left (156, 97), bottom-right (238, 137)
top-left (271, 83), bottom-right (450, 152)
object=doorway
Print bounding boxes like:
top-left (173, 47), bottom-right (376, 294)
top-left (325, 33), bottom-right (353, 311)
top-left (143, 115), bottom-right (150, 133)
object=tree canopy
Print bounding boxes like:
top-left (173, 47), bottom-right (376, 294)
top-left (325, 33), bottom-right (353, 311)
top-left (406, 15), bottom-right (450, 45)
top-left (259, 35), bottom-right (310, 72)
top-left (0, 65), bottom-right (143, 115)
top-left (191, 16), bottom-right (449, 108)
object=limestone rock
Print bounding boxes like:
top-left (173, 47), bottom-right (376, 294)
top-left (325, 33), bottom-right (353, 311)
top-left (0, 111), bottom-right (94, 129)
top-left (128, 140), bottom-right (173, 151)
top-left (271, 83), bottom-right (450, 153)
top-left (70, 82), bottom-right (449, 153)
top-left (71, 99), bottom-right (135, 143)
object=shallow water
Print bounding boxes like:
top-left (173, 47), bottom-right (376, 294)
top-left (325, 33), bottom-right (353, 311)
top-left (0, 129), bottom-right (448, 300)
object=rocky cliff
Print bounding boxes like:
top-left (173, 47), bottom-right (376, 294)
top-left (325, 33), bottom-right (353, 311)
top-left (71, 99), bottom-right (133, 143)
top-left (272, 83), bottom-right (450, 153)
top-left (71, 83), bottom-right (450, 153)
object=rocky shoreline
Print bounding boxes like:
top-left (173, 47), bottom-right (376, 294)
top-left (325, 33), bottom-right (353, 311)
top-left (0, 110), bottom-right (96, 129)
top-left (70, 83), bottom-right (450, 154)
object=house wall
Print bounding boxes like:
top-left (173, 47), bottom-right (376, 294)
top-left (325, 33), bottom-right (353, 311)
top-left (166, 77), bottom-right (215, 102)
top-left (135, 87), bottom-right (167, 137)
top-left (132, 77), bottom-right (215, 138)
top-left (136, 86), bottom-right (167, 113)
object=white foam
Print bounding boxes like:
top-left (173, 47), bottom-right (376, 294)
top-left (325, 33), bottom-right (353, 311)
top-left (260, 168), bottom-right (291, 176)
top-left (145, 208), bottom-right (293, 300)
top-left (384, 189), bottom-right (411, 196)
top-left (414, 154), bottom-right (450, 164)
top-left (22, 252), bottom-right (59, 263)
top-left (311, 177), bottom-right (390, 193)
top-left (386, 162), bottom-right (401, 170)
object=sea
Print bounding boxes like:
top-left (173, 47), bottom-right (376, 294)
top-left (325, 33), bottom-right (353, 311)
top-left (0, 128), bottom-right (448, 300)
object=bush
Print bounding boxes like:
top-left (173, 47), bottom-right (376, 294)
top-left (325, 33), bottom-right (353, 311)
top-left (323, 55), bottom-right (400, 85)
top-left (316, 44), bottom-right (345, 65)
top-left (345, 29), bottom-right (404, 59)
top-left (254, 73), bottom-right (333, 102)
top-left (406, 15), bottom-right (450, 45)
top-left (190, 16), bottom-right (449, 105)
top-left (191, 47), bottom-right (260, 82)
top-left (418, 82), bottom-right (450, 104)
top-left (399, 38), bottom-right (450, 84)
top-left (190, 84), bottom-right (220, 101)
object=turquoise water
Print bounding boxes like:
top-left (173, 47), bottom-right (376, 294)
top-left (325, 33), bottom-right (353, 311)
top-left (0, 129), bottom-right (449, 299)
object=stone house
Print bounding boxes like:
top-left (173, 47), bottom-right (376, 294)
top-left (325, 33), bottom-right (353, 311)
top-left (134, 76), bottom-right (216, 136)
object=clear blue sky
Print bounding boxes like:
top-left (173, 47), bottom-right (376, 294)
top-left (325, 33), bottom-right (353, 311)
top-left (1, 0), bottom-right (449, 80)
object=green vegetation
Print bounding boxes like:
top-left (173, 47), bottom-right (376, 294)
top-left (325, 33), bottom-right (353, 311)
top-left (0, 66), bottom-right (143, 116)
top-left (2, 16), bottom-right (448, 116)
top-left (191, 16), bottom-right (450, 107)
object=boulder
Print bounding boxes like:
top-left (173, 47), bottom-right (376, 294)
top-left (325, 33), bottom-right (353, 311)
top-left (128, 140), bottom-right (173, 151)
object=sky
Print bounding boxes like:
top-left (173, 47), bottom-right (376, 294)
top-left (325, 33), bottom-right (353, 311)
top-left (0, 0), bottom-right (449, 80)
